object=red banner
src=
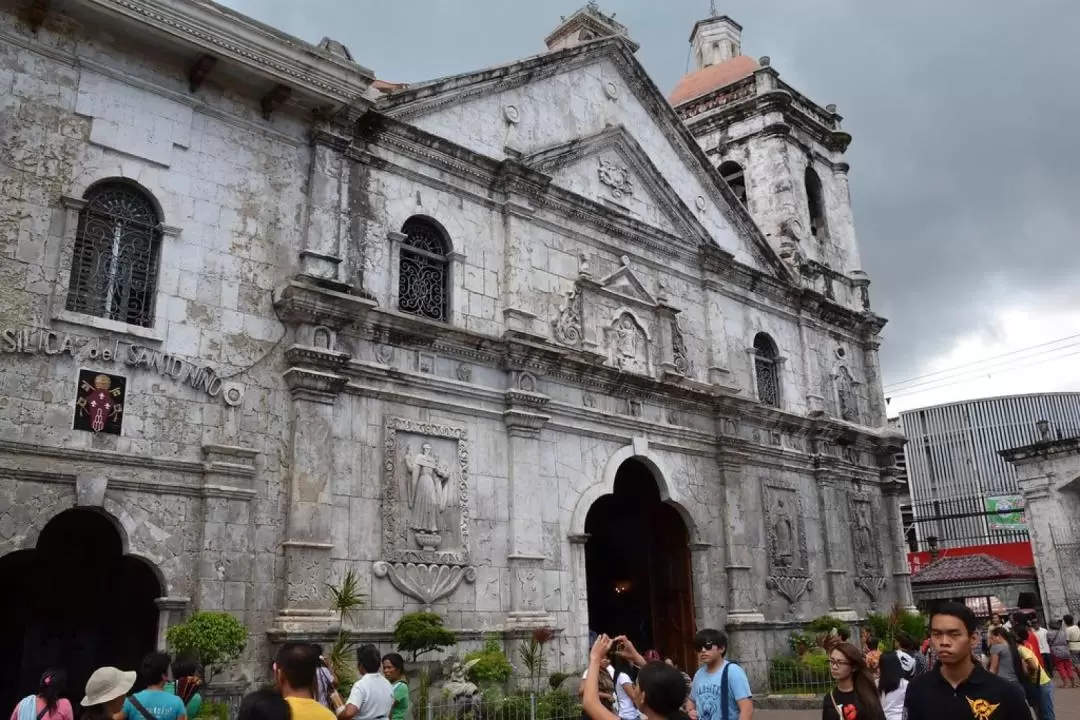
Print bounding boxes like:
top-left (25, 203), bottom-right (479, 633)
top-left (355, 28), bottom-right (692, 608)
top-left (907, 541), bottom-right (1034, 576)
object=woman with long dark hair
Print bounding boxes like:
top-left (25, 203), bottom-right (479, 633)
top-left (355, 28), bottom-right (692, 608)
top-left (9, 670), bottom-right (73, 720)
top-left (988, 627), bottom-right (1038, 718)
top-left (876, 653), bottom-right (907, 720)
top-left (821, 642), bottom-right (884, 720)
top-left (582, 635), bottom-right (687, 720)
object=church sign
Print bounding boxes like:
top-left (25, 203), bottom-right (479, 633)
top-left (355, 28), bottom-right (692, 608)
top-left (1, 325), bottom-right (225, 400)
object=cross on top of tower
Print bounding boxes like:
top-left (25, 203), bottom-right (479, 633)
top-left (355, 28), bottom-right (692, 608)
top-left (710, 0), bottom-right (718, 16)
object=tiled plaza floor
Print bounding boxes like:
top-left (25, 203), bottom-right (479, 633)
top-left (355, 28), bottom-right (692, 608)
top-left (754, 684), bottom-right (1080, 719)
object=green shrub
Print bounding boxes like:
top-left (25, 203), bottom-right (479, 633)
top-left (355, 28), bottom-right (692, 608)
top-left (464, 635), bottom-right (513, 687)
top-left (166, 611), bottom-right (247, 685)
top-left (393, 612), bottom-right (458, 661)
top-left (194, 703), bottom-right (229, 720)
top-left (548, 672), bottom-right (571, 689)
top-left (805, 615), bottom-right (851, 636)
top-left (536, 690), bottom-right (580, 720)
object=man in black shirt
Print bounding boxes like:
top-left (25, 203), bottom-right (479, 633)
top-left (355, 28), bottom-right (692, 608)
top-left (905, 602), bottom-right (1029, 720)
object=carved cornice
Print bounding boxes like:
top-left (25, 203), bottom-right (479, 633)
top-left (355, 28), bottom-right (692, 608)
top-left (283, 344), bottom-right (352, 373)
top-left (274, 279), bottom-right (376, 330)
top-left (282, 367), bottom-right (347, 401)
top-left (80, 0), bottom-right (376, 113)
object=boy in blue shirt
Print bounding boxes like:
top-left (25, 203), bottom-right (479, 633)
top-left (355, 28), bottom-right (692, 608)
top-left (687, 629), bottom-right (753, 720)
top-left (121, 652), bottom-right (188, 720)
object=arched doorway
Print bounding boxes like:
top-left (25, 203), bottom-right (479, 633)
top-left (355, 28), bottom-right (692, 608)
top-left (585, 459), bottom-right (696, 671)
top-left (0, 509), bottom-right (161, 712)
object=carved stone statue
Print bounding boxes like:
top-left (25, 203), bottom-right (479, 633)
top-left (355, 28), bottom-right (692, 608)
top-left (609, 312), bottom-right (648, 374)
top-left (404, 442), bottom-right (450, 548)
top-left (616, 315), bottom-right (638, 358)
top-left (442, 658), bottom-right (481, 720)
top-left (774, 499), bottom-right (794, 567)
top-left (853, 505), bottom-right (874, 569)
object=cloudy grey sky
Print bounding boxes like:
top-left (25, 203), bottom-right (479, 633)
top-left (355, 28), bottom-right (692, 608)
top-left (221, 0), bottom-right (1080, 411)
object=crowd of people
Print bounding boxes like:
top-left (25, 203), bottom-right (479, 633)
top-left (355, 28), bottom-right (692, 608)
top-left (12, 609), bottom-right (1080, 720)
top-left (7, 644), bottom-right (409, 720)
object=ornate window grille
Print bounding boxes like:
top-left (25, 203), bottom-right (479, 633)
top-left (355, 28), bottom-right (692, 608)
top-left (754, 332), bottom-right (781, 408)
top-left (65, 182), bottom-right (162, 327)
top-left (398, 217), bottom-right (449, 322)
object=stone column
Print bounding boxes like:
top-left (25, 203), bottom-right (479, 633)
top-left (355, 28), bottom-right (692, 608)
top-left (861, 338), bottom-right (887, 428)
top-left (504, 380), bottom-right (555, 628)
top-left (276, 367), bottom-right (346, 628)
top-left (718, 457), bottom-right (763, 622)
top-left (567, 534), bottom-right (591, 668)
top-left (299, 127), bottom-right (353, 288)
top-left (815, 472), bottom-right (856, 620)
top-left (496, 161), bottom-right (549, 340)
top-left (154, 597), bottom-right (191, 651)
top-left (198, 444), bottom-right (258, 614)
top-left (1018, 479), bottom-right (1071, 619)
top-left (882, 477), bottom-right (916, 611)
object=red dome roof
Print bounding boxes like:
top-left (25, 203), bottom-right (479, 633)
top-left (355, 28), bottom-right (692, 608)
top-left (669, 55), bottom-right (759, 106)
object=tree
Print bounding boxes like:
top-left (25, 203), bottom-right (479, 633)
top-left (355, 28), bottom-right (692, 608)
top-left (166, 611), bottom-right (247, 685)
top-left (326, 570), bottom-right (367, 691)
top-left (392, 612), bottom-right (457, 662)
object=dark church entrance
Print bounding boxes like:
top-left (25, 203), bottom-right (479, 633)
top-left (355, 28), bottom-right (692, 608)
top-left (0, 509), bottom-right (161, 713)
top-left (585, 459), bottom-right (696, 671)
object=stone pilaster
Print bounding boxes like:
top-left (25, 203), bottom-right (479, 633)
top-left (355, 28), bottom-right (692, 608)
top-left (198, 444), bottom-right (258, 613)
top-left (1018, 478), bottom-right (1071, 619)
top-left (503, 377), bottom-right (555, 628)
top-left (815, 472), bottom-right (856, 620)
top-left (882, 475), bottom-right (916, 611)
top-left (861, 337), bottom-right (887, 428)
top-left (496, 159), bottom-right (550, 340)
top-left (718, 457), bottom-right (763, 622)
top-left (272, 280), bottom-right (372, 632)
top-left (299, 126), bottom-right (353, 289)
top-left (154, 597), bottom-right (191, 651)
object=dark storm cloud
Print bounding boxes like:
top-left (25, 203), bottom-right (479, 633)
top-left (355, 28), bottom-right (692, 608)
top-left (220, 0), bottom-right (1080, 383)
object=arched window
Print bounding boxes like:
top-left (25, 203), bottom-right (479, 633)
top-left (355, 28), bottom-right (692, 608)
top-left (719, 161), bottom-right (747, 205)
top-left (65, 181), bottom-right (163, 328)
top-left (805, 166), bottom-right (828, 240)
top-left (398, 216), bottom-right (450, 322)
top-left (753, 332), bottom-right (780, 408)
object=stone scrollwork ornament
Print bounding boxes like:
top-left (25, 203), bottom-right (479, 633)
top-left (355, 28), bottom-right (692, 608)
top-left (552, 288), bottom-right (583, 348)
top-left (598, 158), bottom-right (634, 200)
top-left (672, 318), bottom-right (691, 375)
top-left (373, 561), bottom-right (476, 608)
top-left (855, 575), bottom-right (887, 604)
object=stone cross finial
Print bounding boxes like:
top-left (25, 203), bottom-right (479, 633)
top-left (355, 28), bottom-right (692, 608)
top-left (710, 0), bottom-right (718, 16)
top-left (587, 0), bottom-right (599, 11)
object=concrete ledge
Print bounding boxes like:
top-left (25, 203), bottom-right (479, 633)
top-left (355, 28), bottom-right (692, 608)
top-left (754, 694), bottom-right (823, 710)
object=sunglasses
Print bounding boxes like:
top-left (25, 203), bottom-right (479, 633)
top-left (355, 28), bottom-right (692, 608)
top-left (697, 643), bottom-right (719, 652)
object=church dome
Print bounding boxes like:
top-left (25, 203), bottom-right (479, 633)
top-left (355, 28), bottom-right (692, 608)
top-left (669, 55), bottom-right (758, 106)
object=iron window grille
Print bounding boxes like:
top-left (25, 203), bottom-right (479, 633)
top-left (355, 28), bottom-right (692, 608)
top-left (398, 218), bottom-right (449, 322)
top-left (65, 182), bottom-right (162, 328)
top-left (754, 333), bottom-right (781, 408)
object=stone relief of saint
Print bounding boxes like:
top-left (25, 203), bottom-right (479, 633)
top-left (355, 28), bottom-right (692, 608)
top-left (773, 498), bottom-right (794, 568)
top-left (611, 313), bottom-right (647, 373)
top-left (853, 505), bottom-right (874, 570)
top-left (403, 442), bottom-right (450, 542)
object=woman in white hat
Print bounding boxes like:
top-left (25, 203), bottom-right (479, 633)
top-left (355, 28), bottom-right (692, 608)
top-left (79, 667), bottom-right (136, 720)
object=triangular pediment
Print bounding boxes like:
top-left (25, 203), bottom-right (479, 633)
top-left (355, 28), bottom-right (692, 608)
top-left (380, 38), bottom-right (794, 282)
top-left (596, 255), bottom-right (657, 305)
top-left (523, 126), bottom-right (704, 239)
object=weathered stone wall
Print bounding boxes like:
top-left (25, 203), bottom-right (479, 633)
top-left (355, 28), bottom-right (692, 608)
top-left (0, 1), bottom-right (313, 680)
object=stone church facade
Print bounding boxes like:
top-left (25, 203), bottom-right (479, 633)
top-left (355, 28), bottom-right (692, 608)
top-left (0, 0), bottom-right (911, 690)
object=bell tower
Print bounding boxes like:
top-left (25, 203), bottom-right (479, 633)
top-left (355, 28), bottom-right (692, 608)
top-left (670, 12), bottom-right (865, 313)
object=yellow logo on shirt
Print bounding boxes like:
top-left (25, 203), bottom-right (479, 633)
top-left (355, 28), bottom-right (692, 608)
top-left (966, 697), bottom-right (999, 720)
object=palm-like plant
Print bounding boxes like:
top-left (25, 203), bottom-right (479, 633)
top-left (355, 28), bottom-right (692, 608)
top-left (327, 570), bottom-right (366, 690)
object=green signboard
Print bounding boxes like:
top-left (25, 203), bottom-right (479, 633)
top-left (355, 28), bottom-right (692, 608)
top-left (986, 495), bottom-right (1026, 530)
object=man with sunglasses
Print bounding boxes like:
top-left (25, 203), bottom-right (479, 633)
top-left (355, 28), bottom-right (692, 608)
top-left (687, 629), bottom-right (753, 720)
